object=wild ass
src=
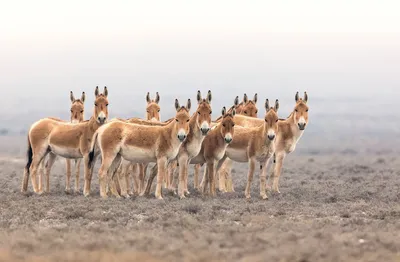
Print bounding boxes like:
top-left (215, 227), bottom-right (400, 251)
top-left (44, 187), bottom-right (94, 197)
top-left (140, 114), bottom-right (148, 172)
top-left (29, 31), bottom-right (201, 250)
top-left (140, 90), bottom-right (212, 199)
top-left (21, 86), bottom-right (109, 195)
top-left (195, 93), bottom-right (259, 191)
top-left (37, 91), bottom-right (86, 193)
top-left (88, 99), bottom-right (191, 199)
top-left (189, 107), bottom-right (236, 196)
top-left (120, 92), bottom-right (161, 195)
top-left (216, 99), bottom-right (279, 199)
top-left (269, 92), bottom-right (309, 193)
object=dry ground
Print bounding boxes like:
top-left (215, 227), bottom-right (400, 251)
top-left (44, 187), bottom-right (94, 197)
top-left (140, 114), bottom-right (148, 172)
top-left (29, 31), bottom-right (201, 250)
top-left (0, 142), bottom-right (399, 261)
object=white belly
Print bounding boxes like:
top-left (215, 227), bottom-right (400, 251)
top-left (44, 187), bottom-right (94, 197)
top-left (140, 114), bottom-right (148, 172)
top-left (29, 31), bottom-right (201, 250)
top-left (120, 145), bottom-right (156, 163)
top-left (226, 148), bottom-right (248, 163)
top-left (186, 141), bottom-right (202, 158)
top-left (51, 145), bottom-right (82, 159)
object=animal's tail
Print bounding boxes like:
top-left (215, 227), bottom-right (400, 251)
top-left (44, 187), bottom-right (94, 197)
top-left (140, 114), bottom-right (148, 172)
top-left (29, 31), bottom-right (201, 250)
top-left (88, 132), bottom-right (99, 169)
top-left (21, 135), bottom-right (33, 192)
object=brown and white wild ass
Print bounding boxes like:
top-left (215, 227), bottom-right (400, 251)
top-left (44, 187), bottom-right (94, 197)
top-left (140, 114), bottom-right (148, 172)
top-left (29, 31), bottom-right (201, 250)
top-left (216, 99), bottom-right (279, 199)
top-left (140, 90), bottom-right (212, 199)
top-left (190, 107), bottom-right (236, 196)
top-left (88, 99), bottom-right (191, 199)
top-left (21, 86), bottom-right (109, 195)
top-left (195, 93), bottom-right (259, 191)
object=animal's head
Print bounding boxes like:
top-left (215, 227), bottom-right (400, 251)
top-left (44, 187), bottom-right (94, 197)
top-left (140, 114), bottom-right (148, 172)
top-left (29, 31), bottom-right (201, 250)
top-left (174, 99), bottom-right (191, 142)
top-left (146, 92), bottom-right (161, 122)
top-left (235, 93), bottom-right (258, 117)
top-left (195, 90), bottom-right (212, 136)
top-left (293, 92), bottom-right (309, 131)
top-left (94, 86), bottom-right (109, 124)
top-left (69, 91), bottom-right (85, 123)
top-left (264, 99), bottom-right (279, 141)
top-left (220, 107), bottom-right (236, 144)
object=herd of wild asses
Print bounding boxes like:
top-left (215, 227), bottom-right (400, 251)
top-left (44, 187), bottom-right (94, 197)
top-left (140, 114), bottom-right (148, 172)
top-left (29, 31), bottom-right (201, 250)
top-left (21, 86), bottom-right (309, 200)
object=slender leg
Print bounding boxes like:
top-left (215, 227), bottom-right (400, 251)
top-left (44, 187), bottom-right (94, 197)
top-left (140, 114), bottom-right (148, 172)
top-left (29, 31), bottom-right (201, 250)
top-left (218, 158), bottom-right (230, 193)
top-left (116, 162), bottom-right (129, 198)
top-left (178, 155), bottom-right (189, 199)
top-left (155, 158), bottom-right (167, 199)
top-left (83, 154), bottom-right (94, 197)
top-left (208, 161), bottom-right (216, 197)
top-left (44, 152), bottom-right (57, 193)
top-left (98, 152), bottom-right (118, 199)
top-left (143, 164), bottom-right (157, 196)
top-left (270, 153), bottom-right (285, 194)
top-left (65, 159), bottom-right (72, 193)
top-left (193, 163), bottom-right (201, 189)
top-left (138, 163), bottom-right (147, 194)
top-left (38, 158), bottom-right (46, 193)
top-left (29, 150), bottom-right (48, 194)
top-left (108, 155), bottom-right (122, 198)
top-left (74, 159), bottom-right (81, 193)
top-left (201, 165), bottom-right (209, 194)
top-left (130, 163), bottom-right (138, 194)
top-left (259, 158), bottom-right (271, 200)
top-left (244, 158), bottom-right (256, 199)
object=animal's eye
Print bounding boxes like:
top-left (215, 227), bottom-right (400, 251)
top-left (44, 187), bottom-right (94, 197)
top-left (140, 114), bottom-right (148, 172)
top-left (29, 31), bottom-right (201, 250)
top-left (210, 111), bottom-right (212, 114)
top-left (94, 103), bottom-right (98, 106)
top-left (295, 109), bottom-right (298, 112)
top-left (232, 124), bottom-right (235, 127)
top-left (158, 109), bottom-right (160, 112)
top-left (306, 109), bottom-right (309, 112)
top-left (198, 111), bottom-right (200, 115)
top-left (175, 119), bottom-right (179, 122)
top-left (255, 110), bottom-right (258, 114)
top-left (146, 110), bottom-right (149, 113)
top-left (70, 109), bottom-right (73, 112)
top-left (276, 119), bottom-right (278, 123)
top-left (265, 119), bottom-right (268, 123)
top-left (81, 110), bottom-right (84, 113)
top-left (186, 119), bottom-right (190, 122)
top-left (222, 123), bottom-right (226, 127)
top-left (106, 104), bottom-right (109, 106)
top-left (244, 111), bottom-right (247, 114)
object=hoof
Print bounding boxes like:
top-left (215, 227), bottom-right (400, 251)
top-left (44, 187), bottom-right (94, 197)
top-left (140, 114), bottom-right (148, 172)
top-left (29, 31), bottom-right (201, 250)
top-left (179, 195), bottom-right (186, 200)
top-left (83, 192), bottom-right (90, 197)
top-left (65, 189), bottom-right (71, 194)
top-left (245, 194), bottom-right (251, 199)
top-left (260, 194), bottom-right (268, 200)
top-left (184, 190), bottom-right (191, 195)
top-left (156, 196), bottom-right (164, 200)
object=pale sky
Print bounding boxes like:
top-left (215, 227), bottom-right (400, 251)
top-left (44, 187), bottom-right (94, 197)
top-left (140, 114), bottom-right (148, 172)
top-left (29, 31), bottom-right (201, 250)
top-left (1, 0), bottom-right (400, 122)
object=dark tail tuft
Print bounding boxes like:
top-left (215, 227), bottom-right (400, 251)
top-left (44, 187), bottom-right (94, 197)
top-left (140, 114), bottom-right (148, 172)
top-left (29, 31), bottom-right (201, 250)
top-left (25, 136), bottom-right (33, 171)
top-left (88, 133), bottom-right (98, 168)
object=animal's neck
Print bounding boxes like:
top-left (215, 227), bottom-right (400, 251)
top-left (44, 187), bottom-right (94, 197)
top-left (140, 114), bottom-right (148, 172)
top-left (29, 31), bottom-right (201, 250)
top-left (287, 113), bottom-right (304, 141)
top-left (88, 117), bottom-right (101, 132)
top-left (189, 114), bottom-right (202, 139)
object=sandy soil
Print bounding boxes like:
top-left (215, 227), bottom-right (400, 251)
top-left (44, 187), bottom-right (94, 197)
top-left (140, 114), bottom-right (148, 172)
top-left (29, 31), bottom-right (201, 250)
top-left (0, 150), bottom-right (399, 262)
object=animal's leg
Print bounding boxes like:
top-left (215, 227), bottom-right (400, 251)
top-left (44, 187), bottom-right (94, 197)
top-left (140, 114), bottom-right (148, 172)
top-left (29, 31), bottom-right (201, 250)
top-left (208, 161), bottom-right (216, 197)
top-left (65, 159), bottom-right (72, 193)
top-left (271, 153), bottom-right (285, 194)
top-left (201, 165), bottom-right (209, 195)
top-left (155, 158), bottom-right (167, 200)
top-left (178, 156), bottom-right (189, 199)
top-left (38, 158), bottom-right (46, 193)
top-left (143, 164), bottom-right (157, 196)
top-left (74, 159), bottom-right (82, 193)
top-left (29, 149), bottom-right (49, 194)
top-left (193, 163), bottom-right (201, 189)
top-left (244, 158), bottom-right (256, 199)
top-left (44, 152), bottom-right (57, 193)
top-left (259, 158), bottom-right (271, 200)
top-left (218, 158), bottom-right (230, 193)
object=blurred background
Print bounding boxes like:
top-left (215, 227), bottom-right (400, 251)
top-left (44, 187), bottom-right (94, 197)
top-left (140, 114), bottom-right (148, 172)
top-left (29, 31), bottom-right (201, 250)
top-left (1, 0), bottom-right (399, 155)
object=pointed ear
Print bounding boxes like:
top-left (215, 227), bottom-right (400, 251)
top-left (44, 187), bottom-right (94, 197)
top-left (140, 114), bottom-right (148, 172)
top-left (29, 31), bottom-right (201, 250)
top-left (81, 92), bottom-right (86, 103)
top-left (146, 92), bottom-right (151, 103)
top-left (207, 90), bottom-right (212, 103)
top-left (70, 91), bottom-right (75, 102)
top-left (265, 99), bottom-right (270, 111)
top-left (155, 92), bottom-right (160, 104)
top-left (232, 108), bottom-right (236, 117)
top-left (175, 99), bottom-right (180, 111)
top-left (186, 99), bottom-right (191, 111)
top-left (197, 90), bottom-right (202, 104)
top-left (234, 96), bottom-right (239, 106)
top-left (253, 93), bottom-right (258, 103)
top-left (221, 106), bottom-right (226, 116)
top-left (304, 92), bottom-right (308, 103)
top-left (95, 86), bottom-right (99, 97)
top-left (295, 92), bottom-right (299, 102)
top-left (103, 86), bottom-right (108, 97)
top-left (274, 99), bottom-right (279, 112)
top-left (243, 93), bottom-right (248, 104)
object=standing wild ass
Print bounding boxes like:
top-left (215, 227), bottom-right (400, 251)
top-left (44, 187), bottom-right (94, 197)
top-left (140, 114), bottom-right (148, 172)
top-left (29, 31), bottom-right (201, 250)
top-left (217, 99), bottom-right (279, 199)
top-left (88, 99), bottom-right (191, 199)
top-left (195, 93), bottom-right (259, 191)
top-left (141, 90), bottom-right (212, 199)
top-left (190, 107), bottom-right (236, 196)
top-left (21, 86), bottom-right (109, 195)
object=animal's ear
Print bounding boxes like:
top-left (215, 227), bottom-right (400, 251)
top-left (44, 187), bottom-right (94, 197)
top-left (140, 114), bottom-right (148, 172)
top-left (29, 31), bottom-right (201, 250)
top-left (234, 96), bottom-right (239, 106)
top-left (253, 93), bottom-right (258, 103)
top-left (265, 99), bottom-right (270, 111)
top-left (232, 108), bottom-right (236, 117)
top-left (304, 92), bottom-right (308, 103)
top-left (274, 99), bottom-right (279, 112)
top-left (81, 92), bottom-right (86, 103)
top-left (186, 99), bottom-right (191, 111)
top-left (175, 99), bottom-right (180, 111)
top-left (221, 106), bottom-right (226, 116)
top-left (155, 92), bottom-right (160, 104)
top-left (207, 90), bottom-right (212, 103)
top-left (197, 90), bottom-right (202, 104)
top-left (146, 92), bottom-right (151, 103)
top-left (104, 86), bottom-right (108, 97)
top-left (295, 91), bottom-right (299, 102)
top-left (95, 86), bottom-right (99, 97)
top-left (70, 91), bottom-right (75, 102)
top-left (243, 93), bottom-right (248, 104)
